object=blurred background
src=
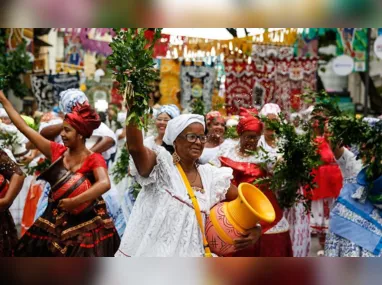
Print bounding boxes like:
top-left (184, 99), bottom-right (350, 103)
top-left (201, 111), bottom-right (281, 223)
top-left (2, 258), bottom-right (382, 285)
top-left (0, 0), bottom-right (381, 27)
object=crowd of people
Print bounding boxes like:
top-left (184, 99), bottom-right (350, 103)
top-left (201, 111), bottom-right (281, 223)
top-left (0, 87), bottom-right (379, 257)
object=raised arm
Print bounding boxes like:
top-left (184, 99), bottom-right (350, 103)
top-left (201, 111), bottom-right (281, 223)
top-left (126, 123), bottom-right (157, 177)
top-left (40, 123), bottom-right (63, 141)
top-left (90, 136), bottom-right (115, 154)
top-left (0, 90), bottom-right (52, 160)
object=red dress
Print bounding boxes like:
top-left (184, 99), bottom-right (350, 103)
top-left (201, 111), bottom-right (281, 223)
top-left (310, 137), bottom-right (343, 200)
top-left (14, 142), bottom-right (120, 257)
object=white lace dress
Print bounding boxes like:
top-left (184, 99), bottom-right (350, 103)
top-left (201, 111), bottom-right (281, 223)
top-left (115, 144), bottom-right (233, 257)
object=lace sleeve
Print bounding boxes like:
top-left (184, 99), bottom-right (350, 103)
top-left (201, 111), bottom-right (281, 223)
top-left (129, 144), bottom-right (173, 188)
top-left (0, 149), bottom-right (24, 180)
top-left (209, 165), bottom-right (233, 206)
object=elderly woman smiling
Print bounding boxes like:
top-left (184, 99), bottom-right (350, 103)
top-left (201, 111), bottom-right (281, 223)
top-left (116, 113), bottom-right (261, 257)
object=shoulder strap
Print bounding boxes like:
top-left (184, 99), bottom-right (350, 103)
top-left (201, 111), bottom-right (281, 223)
top-left (176, 163), bottom-right (212, 257)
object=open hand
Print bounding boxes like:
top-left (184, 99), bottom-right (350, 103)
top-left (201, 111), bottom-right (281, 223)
top-left (58, 198), bottom-right (79, 212)
top-left (233, 224), bottom-right (262, 251)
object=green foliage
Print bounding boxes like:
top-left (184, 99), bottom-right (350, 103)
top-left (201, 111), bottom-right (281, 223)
top-left (26, 158), bottom-right (51, 175)
top-left (112, 147), bottom-right (130, 184)
top-left (131, 182), bottom-right (142, 199)
top-left (255, 114), bottom-right (322, 210)
top-left (0, 29), bottom-right (32, 97)
top-left (107, 28), bottom-right (162, 131)
top-left (190, 97), bottom-right (205, 115)
top-left (224, 126), bottom-right (239, 139)
top-left (0, 131), bottom-right (18, 149)
top-left (328, 116), bottom-right (371, 147)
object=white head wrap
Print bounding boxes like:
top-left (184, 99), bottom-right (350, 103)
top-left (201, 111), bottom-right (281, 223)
top-left (0, 108), bottom-right (9, 118)
top-left (163, 114), bottom-right (205, 146)
top-left (59, 89), bottom-right (88, 114)
top-left (259, 103), bottom-right (281, 117)
top-left (157, 104), bottom-right (181, 119)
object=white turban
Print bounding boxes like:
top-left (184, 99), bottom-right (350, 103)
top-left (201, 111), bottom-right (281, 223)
top-left (163, 114), bottom-right (205, 146)
top-left (59, 89), bottom-right (88, 114)
top-left (259, 103), bottom-right (281, 117)
top-left (0, 108), bottom-right (8, 118)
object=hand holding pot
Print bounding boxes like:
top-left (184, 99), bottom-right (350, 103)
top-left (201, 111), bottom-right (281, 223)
top-left (233, 223), bottom-right (262, 251)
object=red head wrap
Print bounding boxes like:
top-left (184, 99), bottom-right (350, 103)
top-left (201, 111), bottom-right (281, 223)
top-left (64, 102), bottom-right (101, 138)
top-left (237, 107), bottom-right (263, 136)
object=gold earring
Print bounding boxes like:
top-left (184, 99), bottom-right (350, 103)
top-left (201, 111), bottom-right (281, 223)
top-left (172, 151), bottom-right (181, 165)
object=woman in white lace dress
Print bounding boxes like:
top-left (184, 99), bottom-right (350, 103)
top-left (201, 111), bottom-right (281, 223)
top-left (116, 114), bottom-right (261, 257)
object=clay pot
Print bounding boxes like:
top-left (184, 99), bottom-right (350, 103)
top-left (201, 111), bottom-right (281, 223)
top-left (205, 183), bottom-right (275, 256)
top-left (37, 157), bottom-right (94, 215)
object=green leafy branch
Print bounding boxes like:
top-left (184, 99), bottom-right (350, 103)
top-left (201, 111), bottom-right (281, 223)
top-left (107, 28), bottom-right (162, 131)
top-left (190, 97), bottom-right (205, 115)
top-left (112, 147), bottom-right (130, 184)
top-left (254, 113), bottom-right (322, 210)
top-left (0, 29), bottom-right (32, 97)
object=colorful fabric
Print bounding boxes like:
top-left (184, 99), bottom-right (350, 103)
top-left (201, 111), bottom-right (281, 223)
top-left (64, 102), bottom-right (101, 138)
top-left (15, 142), bottom-right (119, 257)
top-left (159, 59), bottom-right (181, 107)
top-left (59, 88), bottom-right (88, 114)
top-left (163, 114), bottom-right (205, 146)
top-left (325, 180), bottom-right (382, 256)
top-left (30, 74), bottom-right (55, 112)
top-left (224, 58), bottom-right (256, 115)
top-left (180, 64), bottom-right (215, 112)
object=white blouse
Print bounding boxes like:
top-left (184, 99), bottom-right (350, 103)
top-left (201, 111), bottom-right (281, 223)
top-left (199, 139), bottom-right (236, 165)
top-left (116, 144), bottom-right (233, 257)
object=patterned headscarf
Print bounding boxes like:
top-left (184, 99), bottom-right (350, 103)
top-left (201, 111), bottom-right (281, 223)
top-left (59, 89), bottom-right (88, 114)
top-left (163, 114), bottom-right (205, 146)
top-left (64, 102), bottom-right (101, 138)
top-left (157, 104), bottom-right (180, 119)
top-left (206, 111), bottom-right (225, 125)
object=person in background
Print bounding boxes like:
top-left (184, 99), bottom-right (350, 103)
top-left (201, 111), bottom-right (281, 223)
top-left (0, 149), bottom-right (25, 256)
top-left (199, 111), bottom-right (233, 165)
top-left (94, 62), bottom-right (105, 83)
top-left (218, 107), bottom-right (293, 257)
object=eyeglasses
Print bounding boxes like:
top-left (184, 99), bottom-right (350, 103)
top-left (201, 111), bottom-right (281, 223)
top-left (179, 133), bottom-right (208, 144)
